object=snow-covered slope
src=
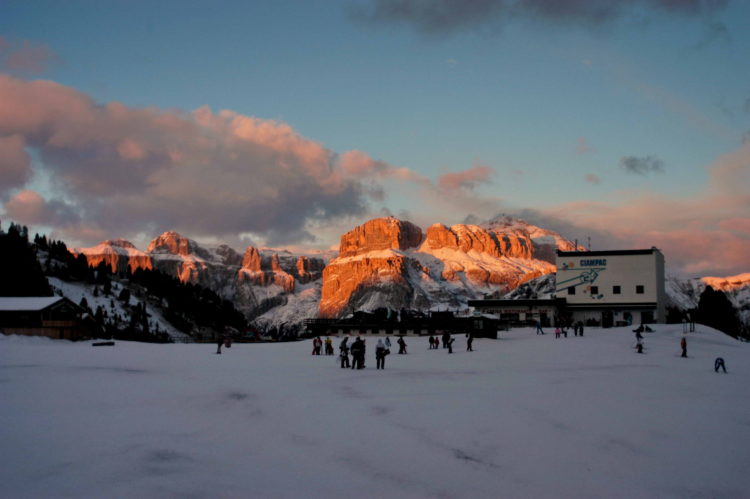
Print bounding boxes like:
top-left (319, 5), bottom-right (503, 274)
top-left (2, 324), bottom-right (748, 498)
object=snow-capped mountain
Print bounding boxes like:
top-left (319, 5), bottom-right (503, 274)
top-left (71, 216), bottom-right (579, 331)
top-left (319, 217), bottom-right (573, 318)
top-left (667, 273), bottom-right (750, 325)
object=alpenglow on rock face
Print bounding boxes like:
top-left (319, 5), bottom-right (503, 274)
top-left (72, 216), bottom-right (579, 329)
top-left (319, 217), bottom-right (563, 318)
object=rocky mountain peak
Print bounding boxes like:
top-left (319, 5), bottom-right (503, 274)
top-left (338, 217), bottom-right (423, 258)
top-left (101, 239), bottom-right (137, 250)
top-left (147, 231), bottom-right (197, 257)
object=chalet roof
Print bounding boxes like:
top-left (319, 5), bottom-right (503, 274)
top-left (0, 297), bottom-right (65, 312)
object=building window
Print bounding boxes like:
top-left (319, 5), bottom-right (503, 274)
top-left (590, 286), bottom-right (599, 295)
top-left (636, 285), bottom-right (644, 294)
top-left (613, 285), bottom-right (621, 294)
top-left (568, 286), bottom-right (576, 295)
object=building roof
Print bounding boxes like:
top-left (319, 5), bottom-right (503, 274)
top-left (0, 296), bottom-right (65, 312)
top-left (556, 248), bottom-right (662, 257)
top-left (468, 299), bottom-right (563, 307)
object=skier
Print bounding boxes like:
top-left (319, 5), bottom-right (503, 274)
top-left (447, 336), bottom-right (455, 354)
top-left (714, 357), bottom-right (726, 373)
top-left (397, 336), bottom-right (407, 354)
top-left (339, 336), bottom-right (349, 354)
top-left (376, 339), bottom-right (388, 370)
top-left (680, 336), bottom-right (687, 358)
top-left (466, 331), bottom-right (474, 352)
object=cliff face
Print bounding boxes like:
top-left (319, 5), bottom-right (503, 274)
top-left (338, 217), bottom-right (423, 257)
top-left (72, 215), bottom-right (579, 328)
top-left (319, 217), bottom-right (564, 318)
top-left (70, 239), bottom-right (152, 274)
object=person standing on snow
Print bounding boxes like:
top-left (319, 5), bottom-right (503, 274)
top-left (376, 339), bottom-right (388, 370)
top-left (447, 336), bottom-right (455, 354)
top-left (680, 336), bottom-right (687, 358)
top-left (397, 336), bottom-right (407, 354)
top-left (535, 320), bottom-right (545, 335)
top-left (714, 357), bottom-right (726, 373)
top-left (216, 335), bottom-right (224, 355)
top-left (466, 331), bottom-right (474, 352)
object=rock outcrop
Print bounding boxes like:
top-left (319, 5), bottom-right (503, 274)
top-left (338, 217), bottom-right (423, 257)
top-left (70, 239), bottom-right (152, 274)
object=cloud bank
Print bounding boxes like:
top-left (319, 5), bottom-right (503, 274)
top-left (0, 74), bottom-right (439, 245)
top-left (619, 155), bottom-right (665, 175)
top-left (353, 0), bottom-right (731, 35)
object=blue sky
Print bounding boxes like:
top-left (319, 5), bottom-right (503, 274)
top-left (0, 0), bottom-right (748, 276)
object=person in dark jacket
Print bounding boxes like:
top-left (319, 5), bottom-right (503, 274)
top-left (466, 332), bottom-right (474, 352)
top-left (447, 336), bottom-right (455, 354)
top-left (350, 337), bottom-right (365, 369)
top-left (442, 332), bottom-right (450, 348)
top-left (714, 357), bottom-right (726, 373)
top-left (397, 336), bottom-right (407, 354)
top-left (376, 339), bottom-right (388, 370)
top-left (339, 338), bottom-right (350, 368)
top-left (680, 337), bottom-right (687, 358)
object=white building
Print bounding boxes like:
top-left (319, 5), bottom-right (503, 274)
top-left (555, 248), bottom-right (666, 326)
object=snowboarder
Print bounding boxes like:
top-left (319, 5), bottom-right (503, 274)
top-left (680, 336), bottom-right (687, 358)
top-left (714, 357), bottom-right (726, 373)
top-left (466, 331), bottom-right (474, 352)
top-left (397, 336), bottom-right (407, 354)
top-left (376, 339), bottom-right (388, 370)
top-left (447, 336), bottom-right (455, 354)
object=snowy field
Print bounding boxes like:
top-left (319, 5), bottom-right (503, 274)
top-left (1, 325), bottom-right (749, 499)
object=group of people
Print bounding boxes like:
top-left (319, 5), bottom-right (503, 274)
top-left (311, 336), bottom-right (334, 356)
top-left (330, 332), bottom-right (475, 370)
top-left (337, 336), bottom-right (391, 369)
top-left (427, 332), bottom-right (472, 353)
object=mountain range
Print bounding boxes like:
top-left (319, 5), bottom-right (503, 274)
top-left (70, 216), bottom-right (749, 331)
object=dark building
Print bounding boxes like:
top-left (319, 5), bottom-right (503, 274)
top-left (0, 297), bottom-right (97, 341)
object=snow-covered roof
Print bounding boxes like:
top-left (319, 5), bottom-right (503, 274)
top-left (0, 297), bottom-right (65, 312)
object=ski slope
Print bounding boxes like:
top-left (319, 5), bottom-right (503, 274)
top-left (1, 324), bottom-right (748, 498)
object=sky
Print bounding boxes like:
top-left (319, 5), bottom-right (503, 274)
top-left (0, 0), bottom-right (748, 277)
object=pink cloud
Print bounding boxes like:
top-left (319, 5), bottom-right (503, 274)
top-left (0, 134), bottom-right (31, 194)
top-left (547, 144), bottom-right (750, 276)
top-left (0, 37), bottom-right (58, 74)
top-left (576, 137), bottom-right (593, 155)
top-left (584, 173), bottom-right (601, 184)
top-left (437, 164), bottom-right (493, 191)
